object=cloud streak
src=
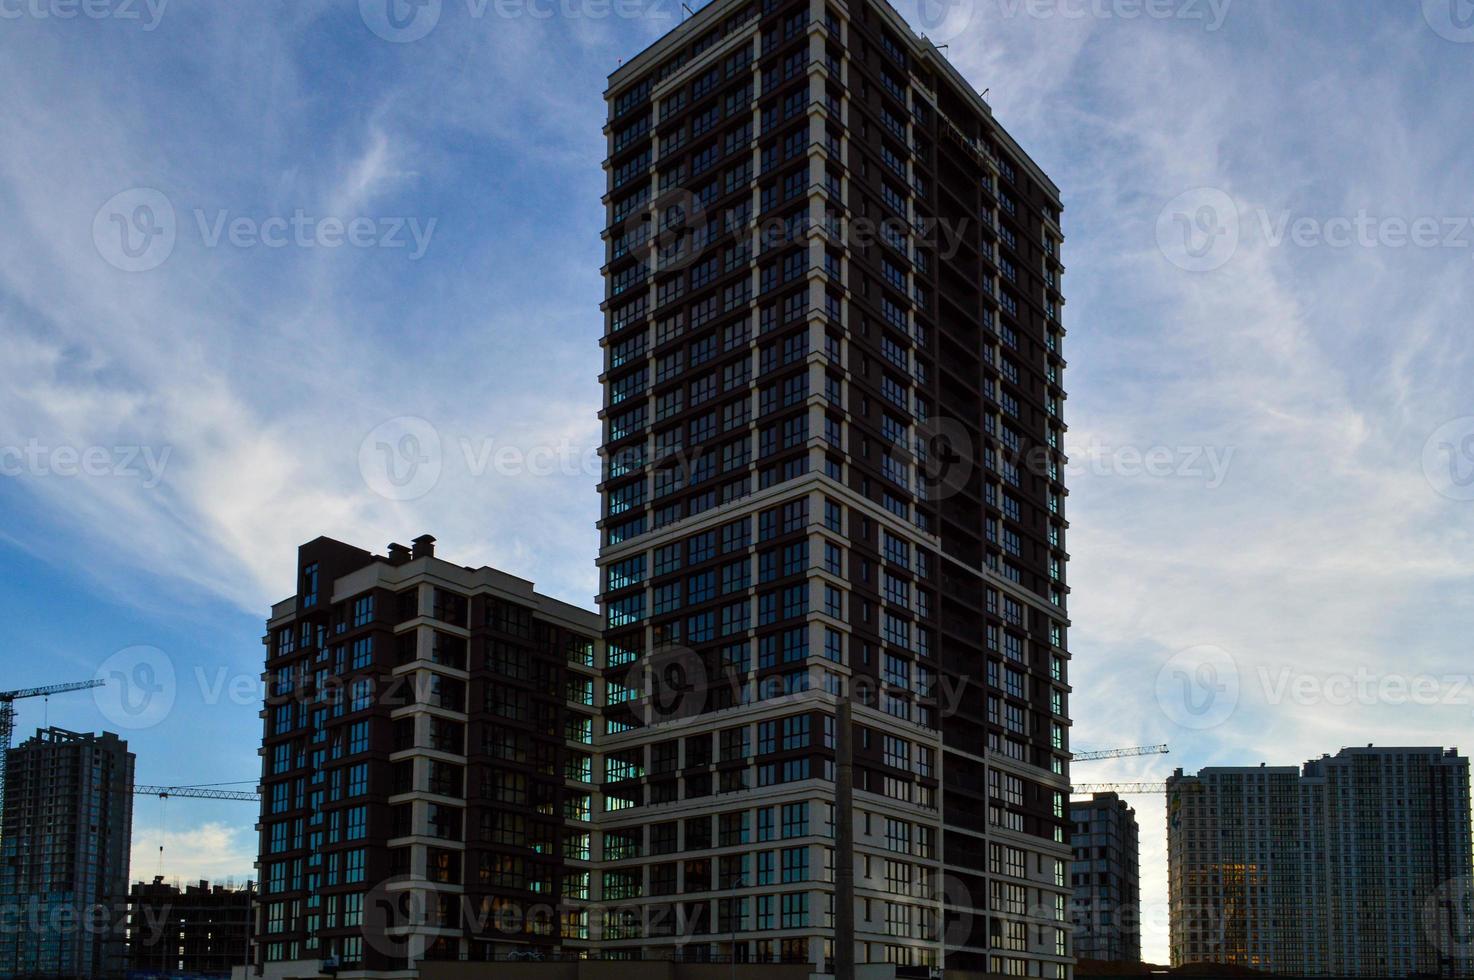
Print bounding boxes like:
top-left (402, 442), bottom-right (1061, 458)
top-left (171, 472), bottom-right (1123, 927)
top-left (2, 1), bottom-right (1472, 964)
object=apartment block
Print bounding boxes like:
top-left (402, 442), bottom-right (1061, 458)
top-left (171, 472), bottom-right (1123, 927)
top-left (248, 535), bottom-right (602, 977)
top-left (1167, 746), bottom-right (1473, 978)
top-left (599, 0), bottom-right (1072, 974)
top-left (128, 876), bottom-right (252, 976)
top-left (1069, 792), bottom-right (1140, 963)
top-left (0, 727), bottom-right (134, 979)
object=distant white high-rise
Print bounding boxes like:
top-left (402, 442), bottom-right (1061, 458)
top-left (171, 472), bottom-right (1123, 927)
top-left (1167, 746), bottom-right (1472, 978)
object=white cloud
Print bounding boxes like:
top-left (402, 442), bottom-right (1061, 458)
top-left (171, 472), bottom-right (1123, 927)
top-left (3, 3), bottom-right (1473, 968)
top-left (128, 820), bottom-right (256, 891)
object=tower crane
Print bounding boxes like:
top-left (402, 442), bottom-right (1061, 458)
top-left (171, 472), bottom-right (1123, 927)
top-left (1072, 744), bottom-right (1169, 762)
top-left (133, 784), bottom-right (260, 801)
top-left (130, 783), bottom-right (260, 879)
top-left (1071, 781), bottom-right (1195, 794)
top-left (0, 679), bottom-right (106, 826)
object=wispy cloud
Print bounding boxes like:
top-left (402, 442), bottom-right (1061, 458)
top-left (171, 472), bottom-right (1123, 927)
top-left (2, 1), bottom-right (1472, 963)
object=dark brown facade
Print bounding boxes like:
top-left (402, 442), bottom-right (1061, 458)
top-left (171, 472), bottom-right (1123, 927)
top-left (128, 877), bottom-right (251, 976)
top-left (250, 536), bottom-right (600, 975)
top-left (600, 0), bottom-right (1071, 974)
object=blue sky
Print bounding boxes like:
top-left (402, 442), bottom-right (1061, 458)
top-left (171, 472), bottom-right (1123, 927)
top-left (3, 0), bottom-right (1474, 963)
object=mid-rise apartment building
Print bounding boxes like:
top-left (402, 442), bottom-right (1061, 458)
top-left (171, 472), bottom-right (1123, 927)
top-left (1167, 746), bottom-right (1473, 978)
top-left (248, 535), bottom-right (601, 977)
top-left (128, 877), bottom-right (252, 976)
top-left (0, 727), bottom-right (134, 979)
top-left (598, 0), bottom-right (1071, 974)
top-left (1069, 792), bottom-right (1140, 963)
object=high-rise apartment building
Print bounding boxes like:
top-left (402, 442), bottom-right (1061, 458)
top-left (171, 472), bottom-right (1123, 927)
top-left (1167, 746), bottom-right (1473, 978)
top-left (0, 727), bottom-right (134, 979)
top-left (599, 0), bottom-right (1071, 974)
top-left (248, 535), bottom-right (601, 977)
top-left (1069, 792), bottom-right (1140, 963)
top-left (128, 877), bottom-right (253, 976)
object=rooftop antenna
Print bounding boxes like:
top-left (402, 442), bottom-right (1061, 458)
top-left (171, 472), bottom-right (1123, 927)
top-left (683, 2), bottom-right (694, 16)
top-left (981, 87), bottom-right (990, 99)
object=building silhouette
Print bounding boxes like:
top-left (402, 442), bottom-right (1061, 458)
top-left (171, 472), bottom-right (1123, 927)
top-left (596, 0), bottom-right (1070, 972)
top-left (128, 876), bottom-right (252, 977)
top-left (1070, 792), bottom-right (1140, 963)
top-left (0, 727), bottom-right (134, 979)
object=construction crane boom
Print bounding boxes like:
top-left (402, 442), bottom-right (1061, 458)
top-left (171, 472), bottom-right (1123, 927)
top-left (0, 680), bottom-right (106, 704)
top-left (134, 784), bottom-right (260, 801)
top-left (1073, 743), bottom-right (1169, 762)
top-left (1072, 781), bottom-right (1173, 794)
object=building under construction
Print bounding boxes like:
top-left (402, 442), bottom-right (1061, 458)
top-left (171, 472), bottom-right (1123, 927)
top-left (128, 877), bottom-right (252, 978)
top-left (0, 727), bottom-right (134, 978)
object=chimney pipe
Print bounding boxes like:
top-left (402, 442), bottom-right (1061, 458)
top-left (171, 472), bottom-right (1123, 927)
top-left (411, 534), bottom-right (436, 560)
top-left (387, 543), bottom-right (411, 566)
